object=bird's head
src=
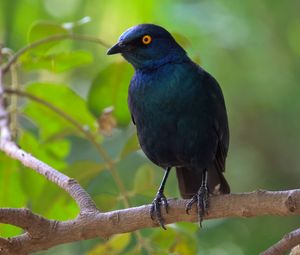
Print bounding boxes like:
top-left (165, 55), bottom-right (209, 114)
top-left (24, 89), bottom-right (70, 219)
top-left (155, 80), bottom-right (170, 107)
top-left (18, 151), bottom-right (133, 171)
top-left (107, 24), bottom-right (187, 70)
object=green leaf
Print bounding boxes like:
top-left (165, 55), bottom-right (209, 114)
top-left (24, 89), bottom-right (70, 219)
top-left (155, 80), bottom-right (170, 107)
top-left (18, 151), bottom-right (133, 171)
top-left (87, 62), bottom-right (133, 125)
top-left (29, 21), bottom-right (68, 42)
top-left (20, 50), bottom-right (93, 73)
top-left (133, 164), bottom-right (155, 196)
top-left (87, 233), bottom-right (131, 255)
top-left (119, 132), bottom-right (140, 159)
top-left (24, 82), bottom-right (97, 140)
top-left (27, 21), bottom-right (69, 55)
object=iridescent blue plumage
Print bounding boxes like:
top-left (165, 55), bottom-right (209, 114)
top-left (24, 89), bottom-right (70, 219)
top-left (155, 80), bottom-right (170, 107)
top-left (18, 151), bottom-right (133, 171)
top-left (107, 24), bottom-right (230, 228)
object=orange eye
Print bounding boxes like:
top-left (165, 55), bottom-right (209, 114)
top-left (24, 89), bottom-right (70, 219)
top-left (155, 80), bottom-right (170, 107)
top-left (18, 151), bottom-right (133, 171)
top-left (142, 35), bottom-right (152, 45)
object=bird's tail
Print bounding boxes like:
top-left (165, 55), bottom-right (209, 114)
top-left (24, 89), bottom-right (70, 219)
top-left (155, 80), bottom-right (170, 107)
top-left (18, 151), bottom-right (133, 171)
top-left (175, 165), bottom-right (230, 199)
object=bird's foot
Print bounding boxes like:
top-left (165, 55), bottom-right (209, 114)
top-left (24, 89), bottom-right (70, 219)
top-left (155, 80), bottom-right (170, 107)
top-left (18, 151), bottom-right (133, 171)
top-left (150, 191), bottom-right (169, 230)
top-left (185, 185), bottom-right (209, 227)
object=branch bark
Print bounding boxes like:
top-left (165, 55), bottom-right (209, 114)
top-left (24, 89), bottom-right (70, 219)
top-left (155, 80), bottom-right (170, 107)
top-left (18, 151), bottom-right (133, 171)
top-left (0, 190), bottom-right (300, 255)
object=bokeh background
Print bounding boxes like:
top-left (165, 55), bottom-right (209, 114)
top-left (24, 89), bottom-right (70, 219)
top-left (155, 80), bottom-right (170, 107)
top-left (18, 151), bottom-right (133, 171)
top-left (1, 0), bottom-right (300, 254)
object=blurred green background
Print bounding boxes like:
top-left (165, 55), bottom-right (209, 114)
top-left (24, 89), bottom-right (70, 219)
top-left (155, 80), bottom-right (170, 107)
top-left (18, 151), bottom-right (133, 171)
top-left (1, 0), bottom-right (300, 254)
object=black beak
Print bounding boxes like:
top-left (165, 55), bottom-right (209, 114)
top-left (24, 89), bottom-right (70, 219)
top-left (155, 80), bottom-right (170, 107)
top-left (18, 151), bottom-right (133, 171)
top-left (107, 43), bottom-right (123, 55)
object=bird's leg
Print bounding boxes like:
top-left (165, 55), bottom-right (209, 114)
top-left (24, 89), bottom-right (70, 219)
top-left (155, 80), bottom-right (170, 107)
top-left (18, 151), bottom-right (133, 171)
top-left (185, 169), bottom-right (209, 227)
top-left (150, 167), bottom-right (171, 230)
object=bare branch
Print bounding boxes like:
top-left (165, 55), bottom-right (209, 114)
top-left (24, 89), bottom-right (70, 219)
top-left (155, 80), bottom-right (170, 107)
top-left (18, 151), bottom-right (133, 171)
top-left (260, 228), bottom-right (300, 255)
top-left (0, 208), bottom-right (52, 238)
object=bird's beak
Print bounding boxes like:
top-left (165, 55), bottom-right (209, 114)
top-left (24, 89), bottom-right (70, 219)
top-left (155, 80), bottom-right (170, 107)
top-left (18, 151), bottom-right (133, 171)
top-left (107, 43), bottom-right (123, 55)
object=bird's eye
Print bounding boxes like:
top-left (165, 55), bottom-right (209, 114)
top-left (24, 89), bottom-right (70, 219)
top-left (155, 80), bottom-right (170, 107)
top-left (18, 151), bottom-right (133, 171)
top-left (142, 35), bottom-right (152, 45)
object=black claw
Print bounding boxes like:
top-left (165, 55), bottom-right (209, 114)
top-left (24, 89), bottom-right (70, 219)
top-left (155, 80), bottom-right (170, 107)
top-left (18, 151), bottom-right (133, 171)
top-left (161, 196), bottom-right (168, 213)
top-left (185, 185), bottom-right (209, 227)
top-left (150, 191), bottom-right (169, 229)
top-left (185, 196), bottom-right (197, 214)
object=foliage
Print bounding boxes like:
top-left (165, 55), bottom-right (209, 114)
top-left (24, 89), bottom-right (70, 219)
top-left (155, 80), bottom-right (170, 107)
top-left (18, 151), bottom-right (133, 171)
top-left (0, 0), bottom-right (300, 254)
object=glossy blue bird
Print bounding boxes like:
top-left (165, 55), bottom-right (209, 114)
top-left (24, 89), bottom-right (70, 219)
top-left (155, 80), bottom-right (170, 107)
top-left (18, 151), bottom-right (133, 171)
top-left (107, 24), bottom-right (230, 228)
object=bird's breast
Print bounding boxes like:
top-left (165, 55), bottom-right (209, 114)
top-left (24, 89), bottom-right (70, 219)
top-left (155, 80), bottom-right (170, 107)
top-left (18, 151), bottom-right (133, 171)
top-left (128, 69), bottom-right (185, 166)
top-left (127, 63), bottom-right (219, 168)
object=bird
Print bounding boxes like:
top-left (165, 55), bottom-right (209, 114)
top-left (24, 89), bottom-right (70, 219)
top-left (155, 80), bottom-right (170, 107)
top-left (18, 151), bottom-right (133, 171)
top-left (107, 24), bottom-right (230, 229)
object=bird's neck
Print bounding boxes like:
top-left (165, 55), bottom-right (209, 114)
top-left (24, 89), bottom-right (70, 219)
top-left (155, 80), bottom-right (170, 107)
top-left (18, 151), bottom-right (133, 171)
top-left (134, 52), bottom-right (190, 72)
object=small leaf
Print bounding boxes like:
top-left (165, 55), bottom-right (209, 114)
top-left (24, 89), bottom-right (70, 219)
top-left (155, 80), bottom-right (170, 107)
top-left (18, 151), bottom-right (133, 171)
top-left (87, 62), bottom-right (133, 125)
top-left (29, 21), bottom-right (68, 42)
top-left (119, 132), bottom-right (140, 159)
top-left (24, 82), bottom-right (97, 140)
top-left (87, 233), bottom-right (131, 255)
top-left (27, 21), bottom-right (69, 55)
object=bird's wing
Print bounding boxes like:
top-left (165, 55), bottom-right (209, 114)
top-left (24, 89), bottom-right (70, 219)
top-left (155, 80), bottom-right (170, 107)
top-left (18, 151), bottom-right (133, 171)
top-left (202, 70), bottom-right (229, 174)
top-left (131, 113), bottom-right (136, 125)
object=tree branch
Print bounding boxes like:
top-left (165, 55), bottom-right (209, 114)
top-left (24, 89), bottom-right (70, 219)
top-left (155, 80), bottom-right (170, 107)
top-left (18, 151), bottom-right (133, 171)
top-left (260, 228), bottom-right (300, 255)
top-left (0, 208), bottom-right (52, 238)
top-left (0, 190), bottom-right (300, 255)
